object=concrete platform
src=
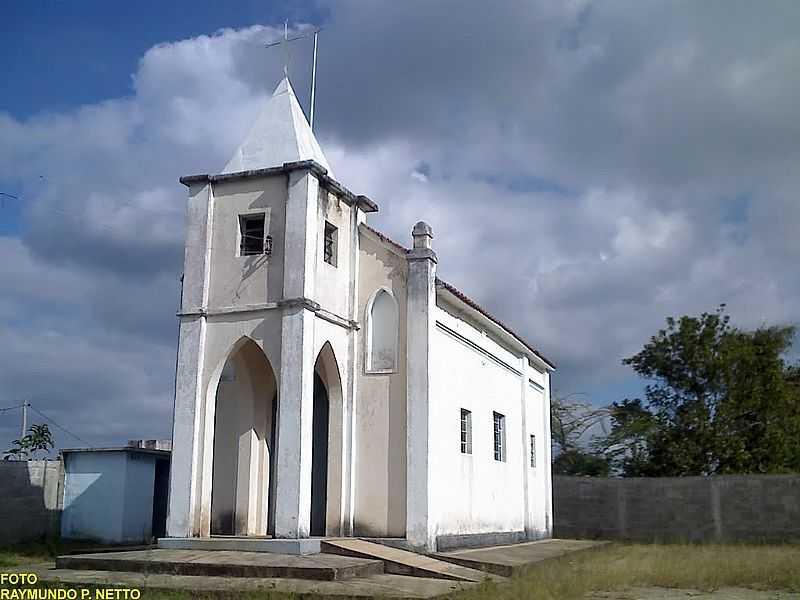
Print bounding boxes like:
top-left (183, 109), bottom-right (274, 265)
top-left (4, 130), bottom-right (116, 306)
top-left (15, 563), bottom-right (470, 599)
top-left (361, 537), bottom-right (417, 552)
top-left (56, 548), bottom-right (383, 581)
top-left (433, 538), bottom-right (608, 576)
top-left (322, 538), bottom-right (502, 583)
top-left (158, 536), bottom-right (321, 555)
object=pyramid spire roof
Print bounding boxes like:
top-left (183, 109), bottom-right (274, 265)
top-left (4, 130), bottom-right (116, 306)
top-left (223, 77), bottom-right (333, 176)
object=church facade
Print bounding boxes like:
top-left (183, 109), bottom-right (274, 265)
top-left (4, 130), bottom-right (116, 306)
top-left (166, 78), bottom-right (555, 552)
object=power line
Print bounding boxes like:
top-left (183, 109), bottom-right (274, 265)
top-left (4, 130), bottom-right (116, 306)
top-left (0, 191), bottom-right (20, 208)
top-left (28, 404), bottom-right (92, 447)
top-left (0, 404), bottom-right (25, 413)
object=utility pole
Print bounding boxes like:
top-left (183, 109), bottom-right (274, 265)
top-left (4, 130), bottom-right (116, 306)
top-left (21, 401), bottom-right (29, 438)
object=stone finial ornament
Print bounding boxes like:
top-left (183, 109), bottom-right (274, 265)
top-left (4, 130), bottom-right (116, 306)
top-left (412, 221), bottom-right (433, 249)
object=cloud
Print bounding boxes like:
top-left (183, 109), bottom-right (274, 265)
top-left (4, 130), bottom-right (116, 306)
top-left (1, 2), bottom-right (799, 450)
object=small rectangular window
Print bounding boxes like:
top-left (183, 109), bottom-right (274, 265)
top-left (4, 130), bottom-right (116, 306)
top-left (493, 412), bottom-right (506, 462)
top-left (460, 409), bottom-right (472, 454)
top-left (239, 214), bottom-right (271, 256)
top-left (323, 221), bottom-right (337, 266)
top-left (530, 434), bottom-right (536, 468)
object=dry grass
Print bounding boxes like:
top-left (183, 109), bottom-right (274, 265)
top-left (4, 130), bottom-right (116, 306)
top-left (3, 542), bottom-right (799, 599)
top-left (457, 543), bottom-right (800, 600)
top-left (0, 539), bottom-right (101, 568)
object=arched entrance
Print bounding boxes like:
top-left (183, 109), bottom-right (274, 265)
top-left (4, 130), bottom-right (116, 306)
top-left (210, 338), bottom-right (277, 536)
top-left (311, 342), bottom-right (344, 536)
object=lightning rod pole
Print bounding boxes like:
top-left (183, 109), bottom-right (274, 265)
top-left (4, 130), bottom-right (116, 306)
top-left (310, 29), bottom-right (319, 131)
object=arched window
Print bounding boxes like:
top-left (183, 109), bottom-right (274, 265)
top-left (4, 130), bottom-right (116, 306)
top-left (366, 288), bottom-right (398, 373)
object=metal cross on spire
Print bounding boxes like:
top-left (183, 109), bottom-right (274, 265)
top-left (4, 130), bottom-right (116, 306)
top-left (265, 21), bottom-right (322, 130)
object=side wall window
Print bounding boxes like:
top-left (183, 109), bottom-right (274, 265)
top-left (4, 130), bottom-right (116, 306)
top-left (530, 434), bottom-right (536, 468)
top-left (493, 412), bottom-right (506, 462)
top-left (323, 221), bottom-right (338, 266)
top-left (366, 289), bottom-right (398, 373)
top-left (460, 409), bottom-right (472, 454)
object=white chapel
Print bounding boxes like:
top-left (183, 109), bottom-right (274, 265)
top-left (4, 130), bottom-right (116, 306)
top-left (166, 77), bottom-right (555, 552)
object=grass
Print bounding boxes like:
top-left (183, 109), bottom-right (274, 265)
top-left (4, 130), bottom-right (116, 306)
top-left (2, 541), bottom-right (799, 599)
top-left (458, 543), bottom-right (800, 600)
top-left (0, 539), bottom-right (120, 568)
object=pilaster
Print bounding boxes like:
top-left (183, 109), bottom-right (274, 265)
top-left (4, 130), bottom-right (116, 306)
top-left (543, 371), bottom-right (554, 537)
top-left (274, 304), bottom-right (316, 537)
top-left (167, 182), bottom-right (214, 537)
top-left (405, 221), bottom-right (437, 551)
top-left (274, 169), bottom-right (319, 538)
top-left (520, 357), bottom-right (533, 538)
top-left (343, 206), bottom-right (364, 535)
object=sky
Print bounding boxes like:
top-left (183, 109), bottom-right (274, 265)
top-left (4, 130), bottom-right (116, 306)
top-left (1, 1), bottom-right (799, 454)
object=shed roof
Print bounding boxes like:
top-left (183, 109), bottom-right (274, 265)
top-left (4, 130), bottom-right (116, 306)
top-left (61, 447), bottom-right (171, 458)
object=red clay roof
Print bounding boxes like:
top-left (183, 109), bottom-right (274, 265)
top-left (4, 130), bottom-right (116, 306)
top-left (435, 278), bottom-right (555, 370)
top-left (360, 223), bottom-right (410, 254)
top-left (360, 224), bottom-right (555, 370)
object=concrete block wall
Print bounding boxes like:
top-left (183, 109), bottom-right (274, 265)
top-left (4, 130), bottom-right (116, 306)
top-left (0, 460), bottom-right (64, 544)
top-left (554, 474), bottom-right (800, 543)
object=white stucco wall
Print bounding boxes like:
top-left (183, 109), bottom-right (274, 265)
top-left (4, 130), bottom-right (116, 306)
top-left (353, 228), bottom-right (408, 537)
top-left (208, 176), bottom-right (287, 308)
top-left (524, 382), bottom-right (550, 536)
top-left (314, 190), bottom-right (352, 318)
top-left (429, 301), bottom-right (551, 539)
top-left (169, 174), bottom-right (288, 538)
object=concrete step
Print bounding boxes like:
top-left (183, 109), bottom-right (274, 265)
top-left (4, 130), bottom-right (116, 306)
top-left (17, 563), bottom-right (472, 599)
top-left (321, 539), bottom-right (502, 583)
top-left (56, 549), bottom-right (384, 581)
top-left (158, 536), bottom-right (320, 555)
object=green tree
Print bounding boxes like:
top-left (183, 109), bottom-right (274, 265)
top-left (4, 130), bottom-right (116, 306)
top-left (3, 423), bottom-right (55, 461)
top-left (595, 398), bottom-right (658, 476)
top-left (553, 447), bottom-right (611, 476)
top-left (551, 395), bottom-right (610, 476)
top-left (600, 306), bottom-right (800, 476)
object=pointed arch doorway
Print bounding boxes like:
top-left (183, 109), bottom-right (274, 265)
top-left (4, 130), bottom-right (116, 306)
top-left (210, 338), bottom-right (277, 536)
top-left (311, 342), bottom-right (344, 537)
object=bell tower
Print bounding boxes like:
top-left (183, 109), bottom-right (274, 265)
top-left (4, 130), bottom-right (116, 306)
top-left (167, 77), bottom-right (377, 540)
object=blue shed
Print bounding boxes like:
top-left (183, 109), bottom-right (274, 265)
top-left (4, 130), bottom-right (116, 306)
top-left (61, 446), bottom-right (170, 543)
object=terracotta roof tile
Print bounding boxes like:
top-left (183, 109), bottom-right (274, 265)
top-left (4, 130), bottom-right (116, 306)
top-left (360, 223), bottom-right (410, 254)
top-left (360, 224), bottom-right (555, 370)
top-left (435, 278), bottom-right (556, 370)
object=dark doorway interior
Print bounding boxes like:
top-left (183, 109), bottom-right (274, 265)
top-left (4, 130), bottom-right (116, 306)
top-left (267, 390), bottom-right (278, 537)
top-left (210, 386), bottom-right (234, 536)
top-left (310, 372), bottom-right (329, 536)
top-left (151, 457), bottom-right (170, 539)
